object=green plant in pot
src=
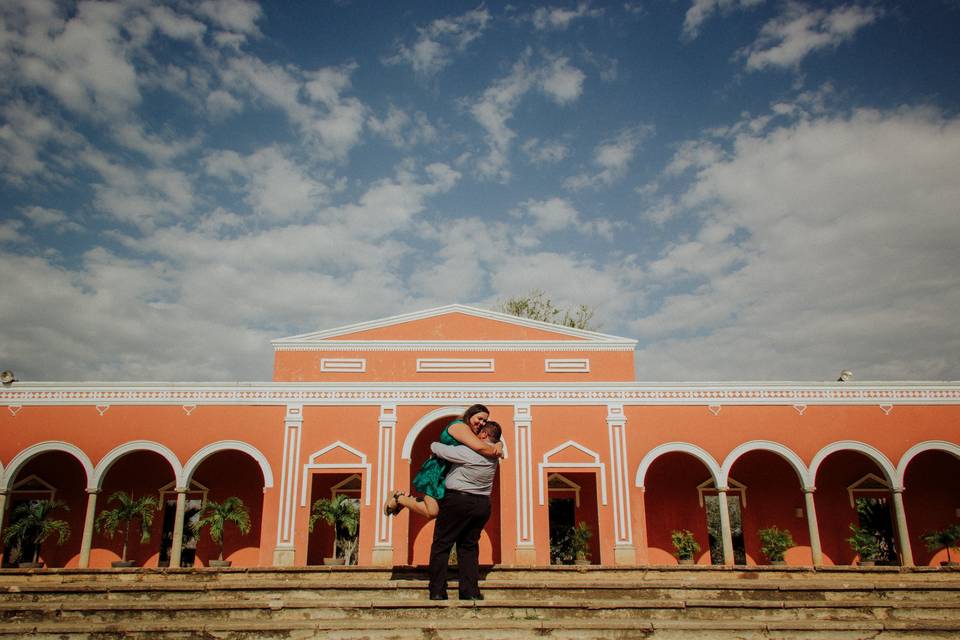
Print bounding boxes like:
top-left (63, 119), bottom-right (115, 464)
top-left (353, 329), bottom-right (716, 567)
top-left (309, 494), bottom-right (359, 565)
top-left (191, 497), bottom-right (251, 567)
top-left (758, 526), bottom-right (795, 565)
top-left (95, 491), bottom-right (159, 567)
top-left (847, 523), bottom-right (881, 566)
top-left (921, 524), bottom-right (960, 567)
top-left (671, 529), bottom-right (701, 564)
top-left (2, 499), bottom-right (71, 568)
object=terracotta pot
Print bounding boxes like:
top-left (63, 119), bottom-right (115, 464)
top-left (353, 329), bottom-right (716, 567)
top-left (323, 557), bottom-right (345, 565)
top-left (859, 559), bottom-right (876, 567)
top-left (111, 560), bottom-right (135, 568)
top-left (17, 562), bottom-right (43, 569)
top-left (208, 559), bottom-right (232, 568)
top-left (940, 561), bottom-right (959, 567)
top-left (677, 558), bottom-right (695, 565)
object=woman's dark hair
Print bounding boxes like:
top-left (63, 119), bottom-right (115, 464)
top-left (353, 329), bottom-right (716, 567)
top-left (462, 404), bottom-right (490, 423)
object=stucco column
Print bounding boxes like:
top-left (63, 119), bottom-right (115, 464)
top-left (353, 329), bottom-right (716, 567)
top-left (168, 488), bottom-right (187, 568)
top-left (78, 489), bottom-right (100, 568)
top-left (372, 404), bottom-right (397, 566)
top-left (891, 488), bottom-right (914, 566)
top-left (717, 489), bottom-right (735, 565)
top-left (513, 404), bottom-right (536, 565)
top-left (803, 488), bottom-right (823, 566)
top-left (273, 403), bottom-right (303, 566)
top-left (606, 404), bottom-right (635, 565)
top-left (0, 490), bottom-right (8, 551)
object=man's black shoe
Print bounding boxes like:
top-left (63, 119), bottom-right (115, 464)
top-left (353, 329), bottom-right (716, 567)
top-left (429, 593), bottom-right (448, 601)
top-left (459, 593), bottom-right (484, 600)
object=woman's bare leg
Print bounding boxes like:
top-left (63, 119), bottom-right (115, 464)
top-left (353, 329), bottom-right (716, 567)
top-left (397, 494), bottom-right (439, 519)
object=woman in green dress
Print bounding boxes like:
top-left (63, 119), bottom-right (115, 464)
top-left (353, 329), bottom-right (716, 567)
top-left (385, 404), bottom-right (503, 519)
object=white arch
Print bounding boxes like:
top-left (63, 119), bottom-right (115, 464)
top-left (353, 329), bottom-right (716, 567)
top-left (538, 440), bottom-right (607, 506)
top-left (634, 442), bottom-right (721, 489)
top-left (809, 441), bottom-right (900, 490)
top-left (93, 440), bottom-right (183, 490)
top-left (720, 440), bottom-right (812, 490)
top-left (182, 440), bottom-right (274, 489)
top-left (400, 406), bottom-right (466, 460)
top-left (897, 440), bottom-right (960, 482)
top-left (3, 441), bottom-right (95, 491)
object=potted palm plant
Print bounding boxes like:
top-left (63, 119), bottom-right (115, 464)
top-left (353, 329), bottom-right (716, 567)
top-left (921, 524), bottom-right (960, 567)
top-left (758, 526), bottom-right (795, 565)
top-left (847, 523), bottom-right (881, 566)
top-left (2, 499), bottom-right (71, 568)
top-left (95, 490), bottom-right (159, 567)
top-left (671, 529), bottom-right (701, 565)
top-left (191, 496), bottom-right (251, 567)
top-left (309, 494), bottom-right (359, 565)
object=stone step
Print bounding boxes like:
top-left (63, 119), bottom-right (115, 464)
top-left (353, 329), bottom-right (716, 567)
top-left (3, 597), bottom-right (960, 624)
top-left (3, 616), bottom-right (960, 639)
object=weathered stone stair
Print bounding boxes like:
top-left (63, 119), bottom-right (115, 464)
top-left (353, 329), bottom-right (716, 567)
top-left (2, 565), bottom-right (960, 638)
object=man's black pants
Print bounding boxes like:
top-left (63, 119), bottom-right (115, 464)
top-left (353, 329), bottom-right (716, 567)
top-left (428, 489), bottom-right (491, 599)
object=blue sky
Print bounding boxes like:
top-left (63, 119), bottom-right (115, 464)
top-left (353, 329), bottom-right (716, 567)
top-left (2, 0), bottom-right (959, 382)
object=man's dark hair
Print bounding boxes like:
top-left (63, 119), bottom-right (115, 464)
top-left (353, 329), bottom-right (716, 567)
top-left (482, 420), bottom-right (502, 443)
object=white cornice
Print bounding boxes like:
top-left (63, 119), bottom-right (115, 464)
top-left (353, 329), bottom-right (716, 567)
top-left (2, 381), bottom-right (959, 407)
top-left (272, 340), bottom-right (636, 352)
top-left (272, 304), bottom-right (636, 345)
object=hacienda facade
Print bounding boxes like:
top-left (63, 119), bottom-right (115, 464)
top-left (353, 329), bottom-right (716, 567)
top-left (1, 305), bottom-right (958, 569)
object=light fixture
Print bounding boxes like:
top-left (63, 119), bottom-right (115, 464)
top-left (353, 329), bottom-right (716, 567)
top-left (837, 370), bottom-right (853, 382)
top-left (0, 370), bottom-right (15, 385)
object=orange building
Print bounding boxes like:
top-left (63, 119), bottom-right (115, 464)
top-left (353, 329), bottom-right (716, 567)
top-left (1, 305), bottom-right (958, 569)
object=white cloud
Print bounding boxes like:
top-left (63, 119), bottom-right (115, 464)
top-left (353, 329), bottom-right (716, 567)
top-left (632, 105), bottom-right (960, 380)
top-left (511, 197), bottom-right (618, 245)
top-left (531, 3), bottom-right (604, 31)
top-left (740, 3), bottom-right (882, 70)
top-left (521, 138), bottom-right (570, 165)
top-left (384, 7), bottom-right (490, 76)
top-left (20, 205), bottom-right (83, 233)
top-left (471, 52), bottom-right (587, 180)
top-left (564, 125), bottom-right (653, 190)
top-left (0, 219), bottom-right (25, 244)
top-left (368, 106), bottom-right (438, 148)
top-left (192, 0), bottom-right (262, 38)
top-left (682, 0), bottom-right (764, 40)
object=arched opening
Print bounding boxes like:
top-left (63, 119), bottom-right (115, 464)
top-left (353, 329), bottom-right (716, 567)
top-left (306, 472), bottom-right (361, 565)
top-left (814, 450), bottom-right (899, 565)
top-left (95, 450), bottom-right (178, 568)
top-left (644, 451), bottom-right (716, 565)
top-left (405, 414), bottom-right (501, 566)
top-left (187, 449), bottom-right (266, 567)
top-left (2, 452), bottom-right (86, 568)
top-left (726, 450), bottom-right (810, 565)
top-left (902, 449), bottom-right (960, 566)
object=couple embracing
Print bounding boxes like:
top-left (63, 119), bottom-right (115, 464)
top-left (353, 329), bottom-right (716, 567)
top-left (383, 404), bottom-right (503, 600)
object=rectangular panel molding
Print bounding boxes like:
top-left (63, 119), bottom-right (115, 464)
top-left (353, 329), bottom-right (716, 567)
top-left (416, 358), bottom-right (495, 373)
top-left (545, 358), bottom-right (590, 373)
top-left (320, 358), bottom-right (366, 372)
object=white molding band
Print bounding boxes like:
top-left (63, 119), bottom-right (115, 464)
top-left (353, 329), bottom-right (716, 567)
top-left (182, 440), bottom-right (275, 489)
top-left (2, 441), bottom-right (95, 491)
top-left (514, 403), bottom-right (534, 548)
top-left (320, 358), bottom-right (366, 372)
top-left (93, 440), bottom-right (182, 490)
top-left (299, 441), bottom-right (372, 507)
top-left (545, 359), bottom-right (590, 373)
top-left (417, 358), bottom-right (494, 373)
top-left (5, 382), bottom-right (959, 407)
top-left (375, 404), bottom-right (397, 547)
top-left (275, 341), bottom-right (635, 352)
top-left (606, 404), bottom-right (632, 545)
top-left (538, 441), bottom-right (608, 506)
top-left (276, 404), bottom-right (303, 547)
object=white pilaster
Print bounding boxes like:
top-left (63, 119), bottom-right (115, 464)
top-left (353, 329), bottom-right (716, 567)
top-left (607, 404), bottom-right (635, 564)
top-left (372, 403), bottom-right (397, 565)
top-left (273, 403), bottom-right (303, 565)
top-left (513, 403), bottom-right (536, 564)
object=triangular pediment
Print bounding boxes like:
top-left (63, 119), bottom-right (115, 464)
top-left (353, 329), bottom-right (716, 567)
top-left (272, 305), bottom-right (636, 348)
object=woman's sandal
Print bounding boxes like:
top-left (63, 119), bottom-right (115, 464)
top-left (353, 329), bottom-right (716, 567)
top-left (383, 490), bottom-right (405, 516)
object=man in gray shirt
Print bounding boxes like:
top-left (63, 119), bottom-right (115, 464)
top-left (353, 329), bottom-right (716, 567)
top-left (427, 421), bottom-right (502, 601)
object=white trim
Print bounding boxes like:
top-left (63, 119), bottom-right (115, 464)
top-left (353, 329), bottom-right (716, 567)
top-left (93, 441), bottom-right (183, 490)
top-left (5, 381), bottom-right (960, 407)
top-left (537, 441), bottom-right (608, 506)
top-left (719, 440), bottom-right (811, 490)
top-left (547, 473), bottom-right (582, 507)
top-left (299, 442), bottom-right (372, 507)
top-left (545, 359), bottom-right (590, 373)
top-left (272, 304), bottom-right (635, 344)
top-left (897, 440), bottom-right (960, 481)
top-left (2, 441), bottom-right (95, 491)
top-left (607, 406), bottom-right (631, 544)
top-left (276, 408), bottom-right (303, 547)
top-left (274, 341), bottom-right (635, 352)
top-left (375, 405), bottom-right (397, 547)
top-left (320, 358), bottom-right (366, 373)
top-left (417, 358), bottom-right (494, 373)
top-left (400, 406), bottom-right (466, 460)
top-left (634, 443), bottom-right (721, 489)
top-left (809, 441), bottom-right (900, 490)
top-left (182, 440), bottom-right (275, 489)
top-left (514, 403), bottom-right (533, 547)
